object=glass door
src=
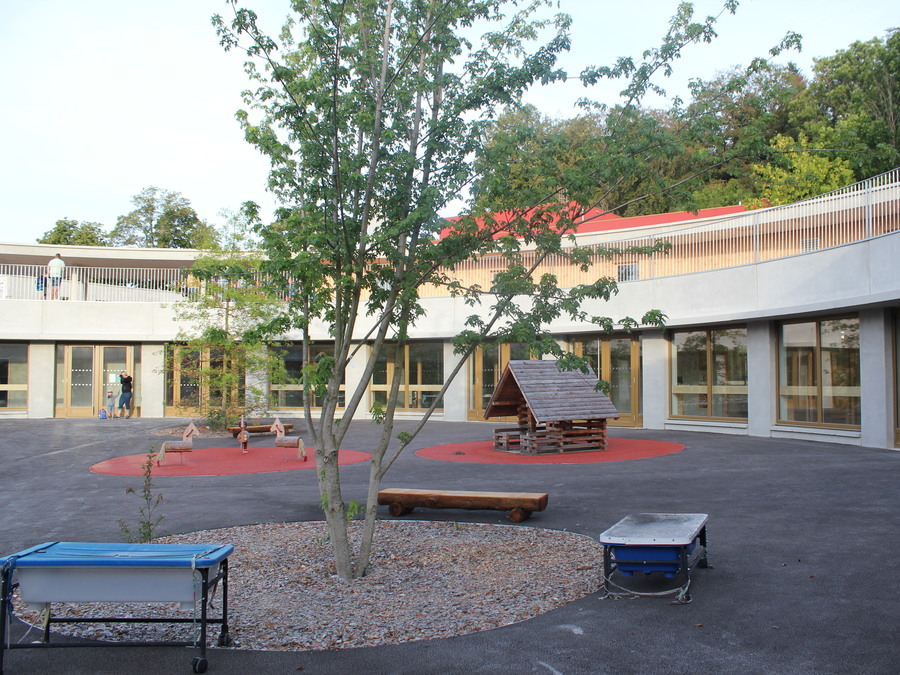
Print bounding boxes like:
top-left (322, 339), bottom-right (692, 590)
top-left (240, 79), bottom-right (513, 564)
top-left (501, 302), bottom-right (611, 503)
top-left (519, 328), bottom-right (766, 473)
top-left (69, 346), bottom-right (94, 416)
top-left (55, 345), bottom-right (139, 417)
top-left (575, 335), bottom-right (642, 427)
top-left (468, 343), bottom-right (530, 420)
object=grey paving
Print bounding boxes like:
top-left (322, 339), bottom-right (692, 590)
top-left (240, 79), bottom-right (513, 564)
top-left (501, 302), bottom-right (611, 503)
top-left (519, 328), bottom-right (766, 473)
top-left (1, 418), bottom-right (898, 674)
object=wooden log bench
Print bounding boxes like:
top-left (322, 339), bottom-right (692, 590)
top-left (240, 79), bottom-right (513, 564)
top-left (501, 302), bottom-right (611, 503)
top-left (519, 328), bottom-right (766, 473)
top-left (227, 423), bottom-right (293, 438)
top-left (378, 488), bottom-right (548, 523)
top-left (158, 440), bottom-right (193, 464)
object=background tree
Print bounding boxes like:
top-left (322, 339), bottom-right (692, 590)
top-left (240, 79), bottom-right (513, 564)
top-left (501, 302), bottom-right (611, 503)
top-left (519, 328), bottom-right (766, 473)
top-left (110, 186), bottom-right (218, 248)
top-left (215, 0), bottom-right (795, 581)
top-left (797, 29), bottom-right (900, 179)
top-left (686, 63), bottom-right (807, 207)
top-left (752, 133), bottom-right (855, 205)
top-left (37, 218), bottom-right (107, 246)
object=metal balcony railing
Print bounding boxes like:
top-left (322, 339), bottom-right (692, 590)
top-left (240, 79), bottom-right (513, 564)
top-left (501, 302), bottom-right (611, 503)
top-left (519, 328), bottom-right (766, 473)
top-left (429, 168), bottom-right (900, 294)
top-left (1, 169), bottom-right (897, 303)
top-left (0, 266), bottom-right (191, 303)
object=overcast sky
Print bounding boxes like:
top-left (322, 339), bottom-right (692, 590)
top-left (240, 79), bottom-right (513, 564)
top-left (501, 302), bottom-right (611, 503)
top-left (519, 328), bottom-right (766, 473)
top-left (0, 0), bottom-right (896, 245)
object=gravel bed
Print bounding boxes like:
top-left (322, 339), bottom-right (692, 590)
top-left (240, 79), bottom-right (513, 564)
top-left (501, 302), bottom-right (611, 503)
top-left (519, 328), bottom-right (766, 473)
top-left (13, 520), bottom-right (604, 651)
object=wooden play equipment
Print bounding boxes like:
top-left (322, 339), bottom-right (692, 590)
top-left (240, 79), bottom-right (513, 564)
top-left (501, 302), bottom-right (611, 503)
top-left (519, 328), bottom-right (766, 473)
top-left (227, 422), bottom-right (293, 437)
top-left (156, 421), bottom-right (200, 465)
top-left (270, 418), bottom-right (307, 461)
top-left (378, 488), bottom-right (548, 522)
top-left (235, 416), bottom-right (250, 453)
top-left (485, 360), bottom-right (619, 454)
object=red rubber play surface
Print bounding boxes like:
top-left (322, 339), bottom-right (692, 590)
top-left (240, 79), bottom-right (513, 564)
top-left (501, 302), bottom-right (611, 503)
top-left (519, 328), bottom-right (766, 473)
top-left (415, 438), bottom-right (685, 464)
top-left (91, 446), bottom-right (371, 477)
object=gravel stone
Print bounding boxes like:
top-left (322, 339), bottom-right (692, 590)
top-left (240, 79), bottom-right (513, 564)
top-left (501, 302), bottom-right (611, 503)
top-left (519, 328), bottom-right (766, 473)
top-left (13, 520), bottom-right (604, 651)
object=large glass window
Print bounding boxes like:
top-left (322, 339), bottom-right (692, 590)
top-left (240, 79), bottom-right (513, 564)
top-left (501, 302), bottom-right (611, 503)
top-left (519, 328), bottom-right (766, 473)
top-left (165, 345), bottom-right (245, 412)
top-left (671, 327), bottom-right (748, 419)
top-left (372, 342), bottom-right (444, 410)
top-left (778, 317), bottom-right (860, 426)
top-left (269, 344), bottom-right (345, 409)
top-left (0, 344), bottom-right (28, 409)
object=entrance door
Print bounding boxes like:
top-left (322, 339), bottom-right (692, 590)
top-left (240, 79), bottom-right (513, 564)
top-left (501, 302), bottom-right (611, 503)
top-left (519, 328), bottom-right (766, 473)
top-left (55, 345), bottom-right (139, 417)
top-left (575, 335), bottom-right (642, 427)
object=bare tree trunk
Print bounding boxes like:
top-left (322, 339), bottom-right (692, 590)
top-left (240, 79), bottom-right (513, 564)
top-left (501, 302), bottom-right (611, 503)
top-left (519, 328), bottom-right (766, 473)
top-left (316, 428), bottom-right (353, 579)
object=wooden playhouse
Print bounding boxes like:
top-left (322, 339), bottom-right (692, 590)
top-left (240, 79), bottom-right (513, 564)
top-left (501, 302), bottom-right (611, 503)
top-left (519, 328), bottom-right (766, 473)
top-left (484, 360), bottom-right (619, 454)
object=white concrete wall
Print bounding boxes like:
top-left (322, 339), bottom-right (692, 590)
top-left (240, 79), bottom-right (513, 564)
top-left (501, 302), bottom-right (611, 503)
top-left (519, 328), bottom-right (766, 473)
top-left (859, 309), bottom-right (894, 449)
top-left (139, 344), bottom-right (165, 418)
top-left (0, 300), bottom-right (181, 342)
top-left (442, 341), bottom-right (468, 421)
top-left (747, 321), bottom-right (776, 438)
top-left (640, 331), bottom-right (668, 430)
top-left (27, 343), bottom-right (55, 419)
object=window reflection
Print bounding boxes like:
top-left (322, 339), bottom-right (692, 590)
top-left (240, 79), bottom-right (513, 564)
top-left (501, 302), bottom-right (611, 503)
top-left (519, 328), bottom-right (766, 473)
top-left (671, 327), bottom-right (747, 419)
top-left (778, 317), bottom-right (859, 426)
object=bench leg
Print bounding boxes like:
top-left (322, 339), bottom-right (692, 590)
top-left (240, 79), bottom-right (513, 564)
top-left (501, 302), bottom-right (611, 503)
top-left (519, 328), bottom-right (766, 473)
top-left (508, 508), bottom-right (532, 523)
top-left (388, 503), bottom-right (414, 517)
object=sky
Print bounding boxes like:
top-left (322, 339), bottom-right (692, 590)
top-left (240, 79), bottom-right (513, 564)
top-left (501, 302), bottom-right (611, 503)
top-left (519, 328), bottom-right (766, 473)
top-left (0, 0), bottom-right (896, 245)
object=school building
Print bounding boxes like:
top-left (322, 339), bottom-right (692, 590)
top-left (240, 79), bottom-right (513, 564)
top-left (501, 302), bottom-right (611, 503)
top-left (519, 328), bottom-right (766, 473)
top-left (1, 169), bottom-right (899, 449)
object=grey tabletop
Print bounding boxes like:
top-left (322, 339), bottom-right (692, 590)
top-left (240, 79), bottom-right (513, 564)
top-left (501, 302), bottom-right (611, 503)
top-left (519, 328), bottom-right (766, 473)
top-left (599, 513), bottom-right (708, 546)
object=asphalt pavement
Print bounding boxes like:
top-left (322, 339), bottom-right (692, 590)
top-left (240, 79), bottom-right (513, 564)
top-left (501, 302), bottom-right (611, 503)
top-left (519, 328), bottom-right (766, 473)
top-left (1, 418), bottom-right (898, 674)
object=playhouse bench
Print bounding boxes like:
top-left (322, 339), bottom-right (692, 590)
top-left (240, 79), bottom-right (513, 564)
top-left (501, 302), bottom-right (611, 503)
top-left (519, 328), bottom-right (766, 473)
top-left (378, 488), bottom-right (548, 522)
top-left (227, 423), bottom-right (293, 437)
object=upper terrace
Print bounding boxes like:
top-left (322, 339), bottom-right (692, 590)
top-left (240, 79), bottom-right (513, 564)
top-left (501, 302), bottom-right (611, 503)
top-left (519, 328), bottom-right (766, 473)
top-left (1, 169), bottom-right (898, 304)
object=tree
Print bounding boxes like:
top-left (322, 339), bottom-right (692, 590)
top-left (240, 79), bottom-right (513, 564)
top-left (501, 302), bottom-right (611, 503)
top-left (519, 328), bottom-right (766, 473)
top-left (214, 0), bottom-right (790, 581)
top-left (110, 186), bottom-right (218, 248)
top-left (170, 204), bottom-right (285, 429)
top-left (798, 29), bottom-right (900, 179)
top-left (752, 133), bottom-right (855, 206)
top-left (685, 63), bottom-right (807, 206)
top-left (37, 218), bottom-right (107, 246)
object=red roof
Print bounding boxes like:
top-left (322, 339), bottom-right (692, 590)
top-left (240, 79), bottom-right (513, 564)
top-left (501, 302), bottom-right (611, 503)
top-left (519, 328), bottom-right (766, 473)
top-left (440, 204), bottom-right (746, 240)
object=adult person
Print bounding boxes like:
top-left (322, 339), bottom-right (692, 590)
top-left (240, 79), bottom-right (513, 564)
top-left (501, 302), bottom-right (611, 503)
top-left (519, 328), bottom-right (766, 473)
top-left (46, 253), bottom-right (65, 300)
top-left (117, 371), bottom-right (134, 418)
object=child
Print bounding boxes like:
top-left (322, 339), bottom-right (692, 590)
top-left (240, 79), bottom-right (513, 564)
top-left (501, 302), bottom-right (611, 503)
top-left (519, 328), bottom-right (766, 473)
top-left (106, 390), bottom-right (116, 418)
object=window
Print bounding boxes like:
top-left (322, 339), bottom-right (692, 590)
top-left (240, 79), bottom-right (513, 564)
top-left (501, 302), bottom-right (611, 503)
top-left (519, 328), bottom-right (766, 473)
top-left (269, 344), bottom-right (345, 408)
top-left (778, 317), bottom-right (860, 426)
top-left (0, 344), bottom-right (28, 409)
top-left (165, 345), bottom-right (245, 411)
top-left (372, 342), bottom-right (444, 410)
top-left (617, 263), bottom-right (639, 282)
top-left (800, 237), bottom-right (820, 253)
top-left (670, 327), bottom-right (748, 419)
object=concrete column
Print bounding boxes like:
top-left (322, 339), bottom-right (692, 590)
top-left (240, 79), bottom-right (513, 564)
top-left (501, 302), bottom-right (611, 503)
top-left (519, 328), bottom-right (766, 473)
top-left (344, 342), bottom-right (369, 419)
top-left (138, 344), bottom-right (165, 418)
top-left (28, 343), bottom-right (56, 419)
top-left (243, 345), bottom-right (268, 417)
top-left (859, 309), bottom-right (893, 449)
top-left (641, 330), bottom-right (667, 429)
top-left (747, 321), bottom-right (776, 438)
top-left (442, 341), bottom-right (468, 422)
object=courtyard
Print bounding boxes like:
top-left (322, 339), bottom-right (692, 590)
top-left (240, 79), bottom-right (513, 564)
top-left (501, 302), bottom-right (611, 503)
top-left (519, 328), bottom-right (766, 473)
top-left (1, 418), bottom-right (897, 673)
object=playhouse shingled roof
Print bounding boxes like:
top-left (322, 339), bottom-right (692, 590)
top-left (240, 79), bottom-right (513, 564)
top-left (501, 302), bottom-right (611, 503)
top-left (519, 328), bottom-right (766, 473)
top-left (483, 360), bottom-right (619, 423)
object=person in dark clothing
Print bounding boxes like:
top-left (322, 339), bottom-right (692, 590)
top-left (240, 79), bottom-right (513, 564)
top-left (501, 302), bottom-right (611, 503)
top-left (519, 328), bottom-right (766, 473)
top-left (117, 372), bottom-right (134, 418)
